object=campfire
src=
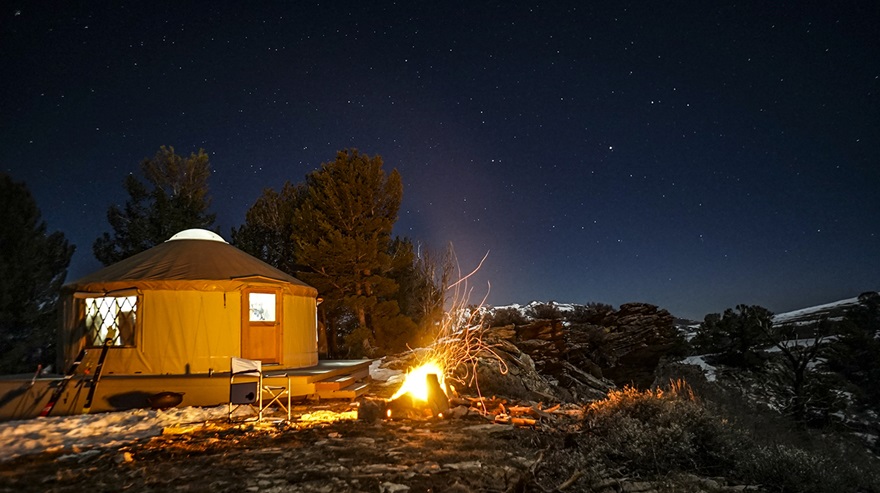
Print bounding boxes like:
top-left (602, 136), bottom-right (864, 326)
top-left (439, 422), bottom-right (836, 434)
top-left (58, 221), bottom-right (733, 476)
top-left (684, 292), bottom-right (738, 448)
top-left (385, 361), bottom-right (450, 419)
top-left (357, 252), bottom-right (539, 424)
top-left (359, 354), bottom-right (574, 428)
top-left (368, 256), bottom-right (511, 421)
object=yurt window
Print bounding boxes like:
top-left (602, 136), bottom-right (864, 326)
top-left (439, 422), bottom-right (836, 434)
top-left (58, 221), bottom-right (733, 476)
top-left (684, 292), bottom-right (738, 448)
top-left (248, 292), bottom-right (276, 321)
top-left (83, 295), bottom-right (138, 347)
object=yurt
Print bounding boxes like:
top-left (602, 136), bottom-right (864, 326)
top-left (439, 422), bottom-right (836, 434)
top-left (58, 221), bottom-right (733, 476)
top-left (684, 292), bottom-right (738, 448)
top-left (59, 229), bottom-right (319, 375)
top-left (0, 229), bottom-right (370, 419)
top-left (49, 229), bottom-right (321, 413)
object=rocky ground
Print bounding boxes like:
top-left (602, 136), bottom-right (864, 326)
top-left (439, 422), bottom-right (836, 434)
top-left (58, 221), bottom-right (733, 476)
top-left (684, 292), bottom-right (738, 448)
top-left (2, 410), bottom-right (535, 492)
top-left (0, 386), bottom-right (763, 493)
top-left (0, 394), bottom-right (568, 493)
top-left (0, 305), bottom-right (782, 493)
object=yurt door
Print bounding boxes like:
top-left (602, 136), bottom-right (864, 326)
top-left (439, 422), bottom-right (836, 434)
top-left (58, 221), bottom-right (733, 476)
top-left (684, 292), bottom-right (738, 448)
top-left (242, 290), bottom-right (282, 363)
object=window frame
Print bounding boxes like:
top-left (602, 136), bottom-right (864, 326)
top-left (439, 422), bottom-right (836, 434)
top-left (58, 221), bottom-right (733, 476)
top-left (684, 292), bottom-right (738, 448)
top-left (247, 291), bottom-right (278, 323)
top-left (74, 290), bottom-right (141, 348)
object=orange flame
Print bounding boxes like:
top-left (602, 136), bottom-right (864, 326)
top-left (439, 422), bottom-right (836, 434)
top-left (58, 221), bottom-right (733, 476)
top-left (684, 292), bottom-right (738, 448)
top-left (389, 361), bottom-right (446, 401)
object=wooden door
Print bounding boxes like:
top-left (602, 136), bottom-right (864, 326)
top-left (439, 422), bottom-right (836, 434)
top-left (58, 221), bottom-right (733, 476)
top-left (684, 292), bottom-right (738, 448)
top-left (241, 289), bottom-right (282, 363)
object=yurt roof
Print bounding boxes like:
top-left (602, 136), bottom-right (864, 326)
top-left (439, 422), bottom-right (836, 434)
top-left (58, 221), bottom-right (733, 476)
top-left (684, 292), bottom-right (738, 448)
top-left (65, 229), bottom-right (317, 296)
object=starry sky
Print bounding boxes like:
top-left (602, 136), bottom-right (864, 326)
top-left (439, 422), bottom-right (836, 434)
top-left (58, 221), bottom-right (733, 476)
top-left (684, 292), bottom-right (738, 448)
top-left (1, 2), bottom-right (878, 320)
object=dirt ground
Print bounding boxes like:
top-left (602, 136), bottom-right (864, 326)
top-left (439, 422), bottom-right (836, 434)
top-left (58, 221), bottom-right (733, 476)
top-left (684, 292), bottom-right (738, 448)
top-left (0, 397), bottom-right (586, 493)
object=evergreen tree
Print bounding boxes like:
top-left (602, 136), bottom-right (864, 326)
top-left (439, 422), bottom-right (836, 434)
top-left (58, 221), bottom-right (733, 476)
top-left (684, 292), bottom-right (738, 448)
top-left (827, 292), bottom-right (880, 411)
top-left (93, 146), bottom-right (216, 265)
top-left (389, 239), bottom-right (451, 341)
top-left (692, 304), bottom-right (773, 367)
top-left (231, 181), bottom-right (305, 274)
top-left (292, 149), bottom-right (415, 356)
top-left (0, 173), bottom-right (74, 373)
top-left (694, 303), bottom-right (833, 421)
top-left (566, 302), bottom-right (614, 325)
top-left (386, 238), bottom-right (419, 321)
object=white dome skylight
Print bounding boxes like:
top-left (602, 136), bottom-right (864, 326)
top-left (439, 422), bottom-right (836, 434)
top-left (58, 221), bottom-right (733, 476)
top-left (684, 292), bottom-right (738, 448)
top-left (166, 229), bottom-right (228, 243)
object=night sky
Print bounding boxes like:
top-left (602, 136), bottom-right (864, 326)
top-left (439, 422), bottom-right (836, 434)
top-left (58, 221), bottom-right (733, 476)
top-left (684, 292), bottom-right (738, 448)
top-left (2, 2), bottom-right (877, 320)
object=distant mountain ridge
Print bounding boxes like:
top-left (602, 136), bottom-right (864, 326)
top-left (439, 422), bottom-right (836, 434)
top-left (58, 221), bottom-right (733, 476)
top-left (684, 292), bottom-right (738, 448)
top-left (772, 295), bottom-right (868, 326)
top-left (487, 293), bottom-right (878, 327)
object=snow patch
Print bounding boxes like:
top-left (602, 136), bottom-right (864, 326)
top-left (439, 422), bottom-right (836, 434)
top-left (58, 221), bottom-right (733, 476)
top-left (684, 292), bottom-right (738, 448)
top-left (764, 336), bottom-right (837, 353)
top-left (0, 405), bottom-right (228, 462)
top-left (680, 355), bottom-right (717, 382)
top-left (773, 297), bottom-right (860, 324)
top-left (369, 358), bottom-right (403, 383)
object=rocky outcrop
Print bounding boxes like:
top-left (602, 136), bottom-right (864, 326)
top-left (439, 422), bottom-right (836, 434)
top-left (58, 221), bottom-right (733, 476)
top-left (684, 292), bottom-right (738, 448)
top-left (377, 302), bottom-right (679, 402)
top-left (579, 303), bottom-right (681, 388)
top-left (485, 302), bottom-right (681, 390)
top-left (481, 321), bottom-right (613, 401)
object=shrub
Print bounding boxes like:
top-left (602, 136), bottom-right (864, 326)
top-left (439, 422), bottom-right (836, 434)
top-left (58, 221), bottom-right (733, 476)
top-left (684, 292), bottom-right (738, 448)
top-left (486, 307), bottom-right (527, 327)
top-left (565, 302), bottom-right (613, 324)
top-left (739, 441), bottom-right (880, 493)
top-left (583, 380), bottom-right (743, 476)
top-left (343, 326), bottom-right (378, 358)
top-left (578, 380), bottom-right (880, 492)
top-left (527, 302), bottom-right (562, 321)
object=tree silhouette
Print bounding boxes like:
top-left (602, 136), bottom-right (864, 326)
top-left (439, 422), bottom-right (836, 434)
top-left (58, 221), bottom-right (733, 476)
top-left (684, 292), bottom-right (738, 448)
top-left (231, 181), bottom-right (305, 274)
top-left (93, 146), bottom-right (216, 265)
top-left (292, 149), bottom-right (415, 356)
top-left (827, 292), bottom-right (880, 411)
top-left (0, 173), bottom-right (74, 373)
top-left (692, 304), bottom-right (773, 368)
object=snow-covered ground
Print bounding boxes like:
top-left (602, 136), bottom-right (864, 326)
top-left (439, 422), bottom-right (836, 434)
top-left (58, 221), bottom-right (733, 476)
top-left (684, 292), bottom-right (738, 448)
top-left (492, 301), bottom-right (578, 313)
top-left (764, 336), bottom-right (837, 352)
top-left (368, 358), bottom-right (402, 383)
top-left (679, 355), bottom-right (717, 382)
top-left (0, 359), bottom-right (400, 463)
top-left (0, 405), bottom-right (228, 463)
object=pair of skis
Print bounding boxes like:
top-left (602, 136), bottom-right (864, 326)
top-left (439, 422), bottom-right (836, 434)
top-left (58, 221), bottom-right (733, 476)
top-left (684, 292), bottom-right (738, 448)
top-left (39, 338), bottom-right (112, 417)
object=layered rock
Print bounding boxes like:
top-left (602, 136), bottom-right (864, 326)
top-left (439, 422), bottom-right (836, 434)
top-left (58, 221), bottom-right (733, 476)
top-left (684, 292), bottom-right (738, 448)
top-left (485, 302), bottom-right (681, 390)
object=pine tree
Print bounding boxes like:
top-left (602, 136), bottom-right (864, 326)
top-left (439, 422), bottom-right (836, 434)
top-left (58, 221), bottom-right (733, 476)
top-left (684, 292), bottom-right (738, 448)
top-left (388, 238), bottom-right (451, 339)
top-left (693, 303), bottom-right (834, 421)
top-left (827, 292), bottom-right (880, 411)
top-left (231, 181), bottom-right (305, 274)
top-left (293, 149), bottom-right (413, 356)
top-left (0, 173), bottom-right (74, 373)
top-left (692, 304), bottom-right (773, 367)
top-left (93, 146), bottom-right (216, 265)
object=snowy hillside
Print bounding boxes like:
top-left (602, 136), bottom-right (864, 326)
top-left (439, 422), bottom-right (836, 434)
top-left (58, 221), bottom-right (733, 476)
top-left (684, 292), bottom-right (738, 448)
top-left (772, 296), bottom-right (863, 325)
top-left (486, 301), bottom-right (578, 317)
top-left (487, 295), bottom-right (876, 327)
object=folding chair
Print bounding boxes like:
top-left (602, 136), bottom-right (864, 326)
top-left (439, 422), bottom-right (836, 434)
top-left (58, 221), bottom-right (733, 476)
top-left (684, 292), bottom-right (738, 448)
top-left (228, 357), bottom-right (291, 421)
top-left (261, 367), bottom-right (292, 422)
top-left (229, 357), bottom-right (261, 421)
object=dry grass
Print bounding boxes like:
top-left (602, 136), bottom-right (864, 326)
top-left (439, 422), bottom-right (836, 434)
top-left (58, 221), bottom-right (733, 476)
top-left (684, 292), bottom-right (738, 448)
top-left (576, 378), bottom-right (880, 492)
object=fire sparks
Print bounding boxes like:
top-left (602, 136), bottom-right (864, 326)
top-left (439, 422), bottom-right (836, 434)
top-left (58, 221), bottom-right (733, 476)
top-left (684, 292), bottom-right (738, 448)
top-left (380, 250), bottom-right (510, 421)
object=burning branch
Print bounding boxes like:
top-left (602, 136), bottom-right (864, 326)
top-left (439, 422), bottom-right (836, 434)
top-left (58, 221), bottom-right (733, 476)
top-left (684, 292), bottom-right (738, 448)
top-left (382, 250), bottom-right (509, 418)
